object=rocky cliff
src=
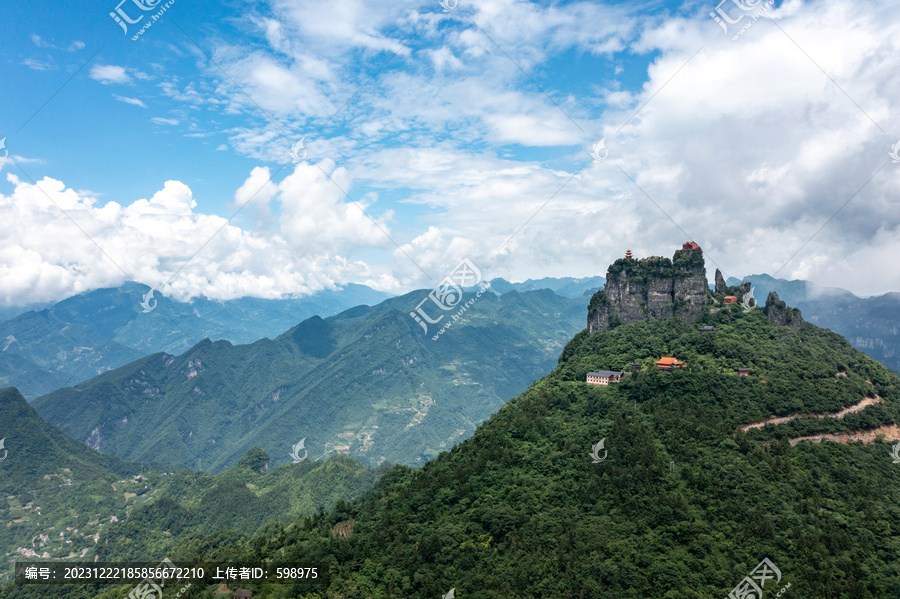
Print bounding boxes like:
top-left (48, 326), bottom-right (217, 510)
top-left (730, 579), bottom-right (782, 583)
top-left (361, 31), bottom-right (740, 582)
top-left (764, 291), bottom-right (803, 328)
top-left (587, 245), bottom-right (708, 333)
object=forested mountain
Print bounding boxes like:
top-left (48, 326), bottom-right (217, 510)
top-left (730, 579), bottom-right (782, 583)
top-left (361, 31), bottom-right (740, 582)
top-left (728, 274), bottom-right (900, 374)
top-left (0, 387), bottom-right (384, 587)
top-left (32, 289), bottom-right (588, 472)
top-left (0, 282), bottom-right (390, 399)
top-left (70, 301), bottom-right (897, 598)
top-left (6, 249), bottom-right (900, 598)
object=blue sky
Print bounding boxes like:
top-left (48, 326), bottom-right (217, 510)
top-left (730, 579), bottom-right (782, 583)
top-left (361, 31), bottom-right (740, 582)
top-left (1, 0), bottom-right (899, 305)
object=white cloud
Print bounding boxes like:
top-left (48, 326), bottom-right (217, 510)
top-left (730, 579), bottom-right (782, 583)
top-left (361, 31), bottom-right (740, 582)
top-left (276, 159), bottom-right (395, 255)
top-left (23, 58), bottom-right (53, 71)
top-left (30, 35), bottom-right (85, 52)
top-left (89, 64), bottom-right (132, 85)
top-left (114, 95), bottom-right (147, 108)
top-left (0, 166), bottom-right (394, 306)
top-left (8, 0), bottom-right (900, 304)
top-left (151, 117), bottom-right (179, 125)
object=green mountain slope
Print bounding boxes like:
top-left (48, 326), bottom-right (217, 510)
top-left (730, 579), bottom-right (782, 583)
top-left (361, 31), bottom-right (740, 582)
top-left (728, 273), bottom-right (900, 374)
top-left (0, 386), bottom-right (384, 590)
top-left (0, 386), bottom-right (145, 586)
top-left (136, 306), bottom-right (900, 597)
top-left (33, 289), bottom-right (587, 472)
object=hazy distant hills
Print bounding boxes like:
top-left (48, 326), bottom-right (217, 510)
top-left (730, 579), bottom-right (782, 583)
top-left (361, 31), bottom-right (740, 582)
top-left (0, 282), bottom-right (391, 399)
top-left (487, 275), bottom-right (606, 298)
top-left (33, 289), bottom-right (588, 472)
top-left (5, 269), bottom-right (898, 406)
top-left (728, 274), bottom-right (900, 373)
top-left (0, 279), bottom-right (604, 401)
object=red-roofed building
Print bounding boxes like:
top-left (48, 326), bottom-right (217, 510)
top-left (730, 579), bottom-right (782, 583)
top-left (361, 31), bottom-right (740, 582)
top-left (682, 241), bottom-right (700, 250)
top-left (723, 295), bottom-right (738, 304)
top-left (655, 357), bottom-right (685, 370)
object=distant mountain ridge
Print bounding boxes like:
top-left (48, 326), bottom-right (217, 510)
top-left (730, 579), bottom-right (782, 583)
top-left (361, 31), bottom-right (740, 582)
top-left (32, 289), bottom-right (588, 472)
top-left (0, 279), bottom-right (602, 401)
top-left (0, 281), bottom-right (391, 399)
top-left (727, 274), bottom-right (900, 373)
top-left (487, 275), bottom-right (606, 298)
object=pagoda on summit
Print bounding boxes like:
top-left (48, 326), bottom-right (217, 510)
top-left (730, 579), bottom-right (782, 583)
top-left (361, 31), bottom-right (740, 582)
top-left (625, 249), bottom-right (633, 259)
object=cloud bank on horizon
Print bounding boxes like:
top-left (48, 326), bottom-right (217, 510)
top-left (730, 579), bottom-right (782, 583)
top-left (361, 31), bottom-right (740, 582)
top-left (0, 0), bottom-right (898, 305)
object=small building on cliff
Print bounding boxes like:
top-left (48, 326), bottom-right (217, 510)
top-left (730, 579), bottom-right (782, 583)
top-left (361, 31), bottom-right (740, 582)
top-left (586, 370), bottom-right (628, 385)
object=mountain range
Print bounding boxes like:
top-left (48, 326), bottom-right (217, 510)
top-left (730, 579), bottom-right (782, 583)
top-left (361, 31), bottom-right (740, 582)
top-left (6, 270), bottom-right (898, 407)
top-left (0, 277), bottom-right (605, 401)
top-left (0, 282), bottom-right (391, 400)
top-left (31, 289), bottom-right (589, 472)
top-left (4, 248), bottom-right (900, 597)
top-left (115, 251), bottom-right (898, 597)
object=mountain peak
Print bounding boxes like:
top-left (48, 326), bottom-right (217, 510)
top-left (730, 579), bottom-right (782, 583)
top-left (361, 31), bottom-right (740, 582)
top-left (764, 290), bottom-right (803, 328)
top-left (587, 242), bottom-right (707, 332)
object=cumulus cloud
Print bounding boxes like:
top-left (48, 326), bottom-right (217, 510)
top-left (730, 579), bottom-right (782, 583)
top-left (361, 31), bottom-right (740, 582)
top-left (0, 166), bottom-right (394, 306)
top-left (89, 64), bottom-right (132, 85)
top-left (8, 0), bottom-right (900, 305)
top-left (351, 0), bottom-right (900, 295)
